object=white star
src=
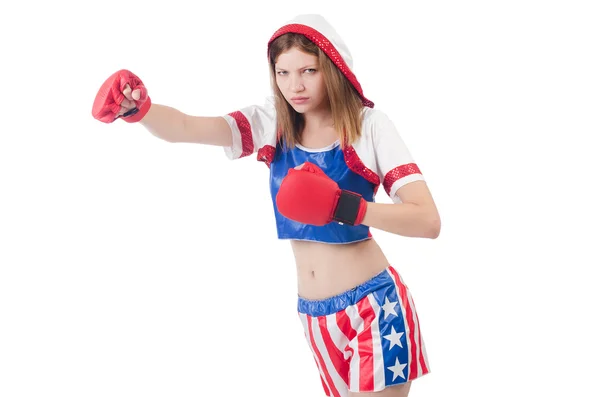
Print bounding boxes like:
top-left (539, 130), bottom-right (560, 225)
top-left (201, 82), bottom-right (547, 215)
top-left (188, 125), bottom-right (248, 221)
top-left (387, 357), bottom-right (407, 381)
top-left (381, 296), bottom-right (398, 319)
top-left (383, 326), bottom-right (404, 350)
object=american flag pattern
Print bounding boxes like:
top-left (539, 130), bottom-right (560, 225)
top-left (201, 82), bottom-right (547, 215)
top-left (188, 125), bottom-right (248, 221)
top-left (297, 266), bottom-right (429, 396)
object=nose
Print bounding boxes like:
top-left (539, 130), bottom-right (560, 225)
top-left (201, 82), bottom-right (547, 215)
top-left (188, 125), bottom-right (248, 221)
top-left (289, 75), bottom-right (305, 93)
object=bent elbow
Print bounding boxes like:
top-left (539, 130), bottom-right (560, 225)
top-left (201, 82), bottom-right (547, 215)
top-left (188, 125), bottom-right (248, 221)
top-left (426, 217), bottom-right (441, 239)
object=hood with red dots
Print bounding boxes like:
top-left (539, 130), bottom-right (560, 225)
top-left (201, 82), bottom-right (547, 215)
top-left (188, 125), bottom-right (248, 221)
top-left (267, 14), bottom-right (374, 108)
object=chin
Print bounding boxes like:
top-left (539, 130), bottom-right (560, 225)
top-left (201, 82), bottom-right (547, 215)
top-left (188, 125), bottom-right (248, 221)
top-left (289, 104), bottom-right (309, 114)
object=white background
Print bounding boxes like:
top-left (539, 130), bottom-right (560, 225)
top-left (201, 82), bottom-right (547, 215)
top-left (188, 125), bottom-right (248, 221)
top-left (1, 1), bottom-right (599, 396)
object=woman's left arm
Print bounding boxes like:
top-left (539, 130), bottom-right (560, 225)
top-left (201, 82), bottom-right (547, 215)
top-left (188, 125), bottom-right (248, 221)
top-left (361, 180), bottom-right (441, 239)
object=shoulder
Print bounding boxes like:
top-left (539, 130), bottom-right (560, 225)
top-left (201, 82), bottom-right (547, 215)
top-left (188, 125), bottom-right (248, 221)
top-left (360, 107), bottom-right (399, 137)
top-left (353, 107), bottom-right (401, 148)
top-left (362, 106), bottom-right (392, 123)
top-left (225, 96), bottom-right (278, 123)
top-left (348, 108), bottom-right (392, 177)
top-left (222, 96), bottom-right (279, 162)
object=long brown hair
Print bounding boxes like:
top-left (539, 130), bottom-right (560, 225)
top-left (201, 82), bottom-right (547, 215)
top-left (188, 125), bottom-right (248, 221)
top-left (268, 33), bottom-right (365, 150)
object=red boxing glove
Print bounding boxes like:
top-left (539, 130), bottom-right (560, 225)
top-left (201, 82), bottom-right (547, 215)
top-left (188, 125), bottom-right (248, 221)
top-left (275, 162), bottom-right (368, 226)
top-left (92, 69), bottom-right (151, 123)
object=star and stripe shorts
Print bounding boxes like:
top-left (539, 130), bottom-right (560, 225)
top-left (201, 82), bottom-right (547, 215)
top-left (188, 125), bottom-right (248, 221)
top-left (297, 265), bottom-right (430, 396)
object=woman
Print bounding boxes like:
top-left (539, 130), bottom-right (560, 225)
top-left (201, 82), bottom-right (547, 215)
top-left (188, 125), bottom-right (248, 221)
top-left (92, 14), bottom-right (441, 397)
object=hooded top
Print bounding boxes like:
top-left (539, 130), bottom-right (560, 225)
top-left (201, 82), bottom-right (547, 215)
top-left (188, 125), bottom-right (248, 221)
top-left (267, 14), bottom-right (374, 108)
top-left (221, 14), bottom-right (424, 244)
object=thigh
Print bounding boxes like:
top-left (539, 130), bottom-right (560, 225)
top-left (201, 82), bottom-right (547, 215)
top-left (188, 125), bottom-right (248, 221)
top-left (349, 381), bottom-right (411, 397)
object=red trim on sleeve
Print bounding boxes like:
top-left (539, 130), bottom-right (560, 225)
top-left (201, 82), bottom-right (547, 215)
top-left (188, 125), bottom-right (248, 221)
top-left (257, 145), bottom-right (276, 168)
top-left (383, 163), bottom-right (422, 196)
top-left (227, 111), bottom-right (254, 158)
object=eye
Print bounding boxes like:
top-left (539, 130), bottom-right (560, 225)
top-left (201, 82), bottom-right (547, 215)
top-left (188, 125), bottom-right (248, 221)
top-left (277, 71), bottom-right (288, 76)
top-left (304, 68), bottom-right (317, 74)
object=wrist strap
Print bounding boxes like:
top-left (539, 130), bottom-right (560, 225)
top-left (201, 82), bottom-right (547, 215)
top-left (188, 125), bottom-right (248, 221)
top-left (122, 97), bottom-right (152, 123)
top-left (333, 190), bottom-right (363, 225)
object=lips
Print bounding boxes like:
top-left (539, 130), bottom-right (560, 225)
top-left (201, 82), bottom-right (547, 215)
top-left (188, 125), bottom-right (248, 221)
top-left (291, 97), bottom-right (309, 104)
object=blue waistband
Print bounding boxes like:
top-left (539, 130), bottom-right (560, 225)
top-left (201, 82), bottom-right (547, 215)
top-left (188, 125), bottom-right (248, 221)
top-left (297, 266), bottom-right (394, 317)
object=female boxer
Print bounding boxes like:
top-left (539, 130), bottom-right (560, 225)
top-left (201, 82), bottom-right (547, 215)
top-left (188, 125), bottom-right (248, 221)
top-left (92, 14), bottom-right (441, 397)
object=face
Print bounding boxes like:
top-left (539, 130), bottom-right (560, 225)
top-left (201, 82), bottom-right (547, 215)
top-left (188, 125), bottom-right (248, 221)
top-left (274, 47), bottom-right (329, 114)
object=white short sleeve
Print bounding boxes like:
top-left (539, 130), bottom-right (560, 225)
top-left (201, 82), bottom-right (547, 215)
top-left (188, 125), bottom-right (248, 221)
top-left (222, 97), bottom-right (277, 161)
top-left (369, 110), bottom-right (425, 203)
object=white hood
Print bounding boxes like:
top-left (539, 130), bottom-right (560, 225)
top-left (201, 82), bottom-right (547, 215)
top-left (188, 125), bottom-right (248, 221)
top-left (267, 14), bottom-right (374, 108)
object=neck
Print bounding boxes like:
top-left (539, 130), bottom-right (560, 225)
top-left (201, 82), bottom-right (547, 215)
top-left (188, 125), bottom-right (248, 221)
top-left (299, 108), bottom-right (339, 148)
top-left (302, 107), bottom-right (334, 131)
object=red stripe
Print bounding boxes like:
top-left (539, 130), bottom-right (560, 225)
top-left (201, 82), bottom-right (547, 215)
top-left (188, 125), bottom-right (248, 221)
top-left (411, 296), bottom-right (430, 375)
top-left (388, 266), bottom-right (419, 380)
top-left (383, 163), bottom-right (422, 196)
top-left (303, 316), bottom-right (332, 396)
top-left (336, 310), bottom-right (358, 341)
top-left (318, 316), bottom-right (350, 386)
top-left (257, 145), bottom-right (275, 168)
top-left (227, 111), bottom-right (253, 158)
top-left (308, 315), bottom-right (341, 397)
top-left (320, 373), bottom-right (331, 396)
top-left (356, 297), bottom-right (376, 391)
top-left (314, 357), bottom-right (331, 396)
top-left (336, 309), bottom-right (357, 372)
top-left (342, 145), bottom-right (380, 187)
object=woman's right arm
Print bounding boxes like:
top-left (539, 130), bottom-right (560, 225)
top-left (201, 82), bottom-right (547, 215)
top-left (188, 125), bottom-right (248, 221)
top-left (139, 104), bottom-right (233, 147)
top-left (92, 69), bottom-right (277, 161)
top-left (92, 69), bottom-right (233, 147)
